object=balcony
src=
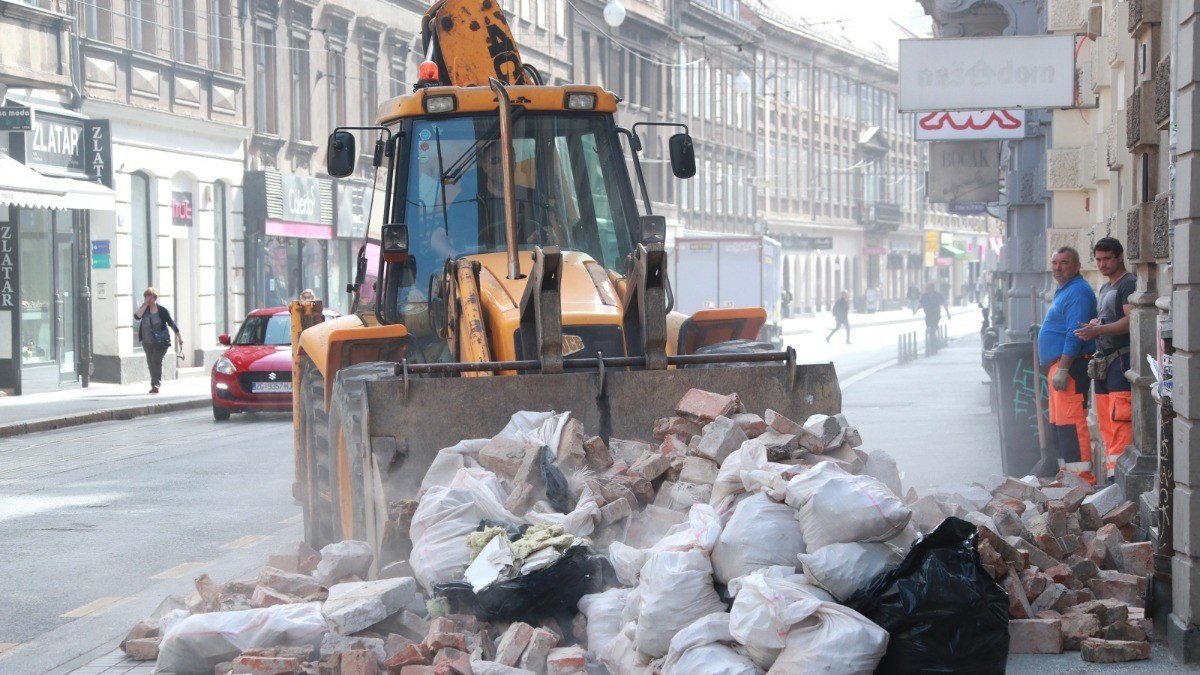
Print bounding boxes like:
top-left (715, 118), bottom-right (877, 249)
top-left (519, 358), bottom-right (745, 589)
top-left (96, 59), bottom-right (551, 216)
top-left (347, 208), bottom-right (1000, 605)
top-left (859, 201), bottom-right (902, 232)
top-left (0, 1), bottom-right (73, 90)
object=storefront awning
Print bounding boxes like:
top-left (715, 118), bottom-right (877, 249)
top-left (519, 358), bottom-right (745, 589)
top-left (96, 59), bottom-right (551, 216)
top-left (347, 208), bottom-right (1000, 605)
top-left (941, 244), bottom-right (966, 257)
top-left (0, 153), bottom-right (115, 211)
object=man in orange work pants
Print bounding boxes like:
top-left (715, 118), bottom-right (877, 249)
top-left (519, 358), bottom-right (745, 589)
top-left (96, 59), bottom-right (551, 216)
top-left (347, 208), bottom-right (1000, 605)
top-left (1038, 247), bottom-right (1097, 471)
top-left (1075, 238), bottom-right (1136, 480)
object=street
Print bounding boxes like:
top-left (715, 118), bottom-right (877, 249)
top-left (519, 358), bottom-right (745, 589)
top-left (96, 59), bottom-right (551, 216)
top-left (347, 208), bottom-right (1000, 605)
top-left (0, 410), bottom-right (300, 673)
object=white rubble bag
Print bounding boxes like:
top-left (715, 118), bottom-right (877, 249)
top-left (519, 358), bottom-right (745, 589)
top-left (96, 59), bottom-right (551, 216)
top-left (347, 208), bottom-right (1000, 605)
top-left (609, 541), bottom-right (648, 586)
top-left (710, 439), bottom-right (792, 508)
top-left (649, 503), bottom-right (723, 554)
top-left (711, 493), bottom-right (806, 584)
top-left (766, 600), bottom-right (888, 674)
top-left (408, 486), bottom-right (483, 593)
top-left (784, 461), bottom-right (911, 550)
top-left (797, 542), bottom-right (903, 601)
top-left (577, 587), bottom-right (631, 658)
top-left (729, 572), bottom-right (887, 673)
top-left (635, 549), bottom-right (727, 658)
top-left (602, 622), bottom-right (658, 675)
top-left (155, 602), bottom-right (327, 675)
top-left (661, 613), bottom-right (762, 675)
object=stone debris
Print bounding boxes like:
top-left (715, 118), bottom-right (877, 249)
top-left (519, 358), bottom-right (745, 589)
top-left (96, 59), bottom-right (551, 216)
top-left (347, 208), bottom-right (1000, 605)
top-left (122, 389), bottom-right (1162, 672)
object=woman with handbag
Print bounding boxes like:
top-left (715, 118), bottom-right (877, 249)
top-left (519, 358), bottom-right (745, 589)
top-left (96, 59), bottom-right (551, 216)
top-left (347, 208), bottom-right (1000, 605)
top-left (134, 287), bottom-right (182, 394)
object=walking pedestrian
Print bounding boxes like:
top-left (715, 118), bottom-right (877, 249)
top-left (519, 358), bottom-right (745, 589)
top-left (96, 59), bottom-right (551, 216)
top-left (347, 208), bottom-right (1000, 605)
top-left (1038, 247), bottom-right (1098, 475)
top-left (1074, 237), bottom-right (1135, 480)
top-left (134, 287), bottom-right (182, 394)
top-left (916, 281), bottom-right (951, 343)
top-left (826, 290), bottom-right (851, 344)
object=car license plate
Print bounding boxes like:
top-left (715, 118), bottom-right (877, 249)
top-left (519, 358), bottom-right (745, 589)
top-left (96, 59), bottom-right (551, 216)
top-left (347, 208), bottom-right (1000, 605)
top-left (251, 381), bottom-right (292, 393)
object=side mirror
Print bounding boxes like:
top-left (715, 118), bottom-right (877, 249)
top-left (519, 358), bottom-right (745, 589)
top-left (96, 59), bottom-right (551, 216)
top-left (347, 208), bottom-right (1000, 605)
top-left (218, 334), bottom-right (231, 346)
top-left (326, 130), bottom-right (357, 178)
top-left (669, 133), bottom-right (696, 179)
top-left (639, 215), bottom-right (666, 245)
top-left (381, 223), bottom-right (409, 262)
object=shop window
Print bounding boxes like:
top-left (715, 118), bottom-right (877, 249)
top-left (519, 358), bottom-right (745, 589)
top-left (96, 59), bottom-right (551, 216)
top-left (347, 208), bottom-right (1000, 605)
top-left (18, 211), bottom-right (52, 364)
top-left (327, 46), bottom-right (347, 132)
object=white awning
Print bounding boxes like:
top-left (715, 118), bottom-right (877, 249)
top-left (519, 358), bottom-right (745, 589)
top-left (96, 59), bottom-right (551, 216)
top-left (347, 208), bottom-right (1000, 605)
top-left (0, 153), bottom-right (115, 211)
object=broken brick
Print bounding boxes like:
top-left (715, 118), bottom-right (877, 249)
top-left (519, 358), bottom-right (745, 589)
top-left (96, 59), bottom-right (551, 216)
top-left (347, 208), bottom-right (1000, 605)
top-left (1007, 619), bottom-right (1063, 654)
top-left (494, 622), bottom-right (534, 667)
top-left (1079, 638), bottom-right (1150, 663)
top-left (545, 646), bottom-right (587, 675)
top-left (675, 389), bottom-right (743, 423)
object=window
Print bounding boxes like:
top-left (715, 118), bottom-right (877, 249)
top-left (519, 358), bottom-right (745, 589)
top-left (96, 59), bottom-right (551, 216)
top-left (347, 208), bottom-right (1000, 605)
top-left (555, 0), bottom-right (566, 34)
top-left (328, 47), bottom-right (346, 132)
top-left (361, 51), bottom-right (379, 125)
top-left (254, 25), bottom-right (277, 133)
top-left (131, 172), bottom-right (154, 347)
top-left (390, 42), bottom-right (408, 98)
top-left (213, 182), bottom-right (229, 336)
top-left (130, 0), bottom-right (156, 53)
top-left (209, 0), bottom-right (233, 73)
top-left (173, 1), bottom-right (198, 64)
top-left (290, 35), bottom-right (310, 140)
top-left (84, 0), bottom-right (113, 42)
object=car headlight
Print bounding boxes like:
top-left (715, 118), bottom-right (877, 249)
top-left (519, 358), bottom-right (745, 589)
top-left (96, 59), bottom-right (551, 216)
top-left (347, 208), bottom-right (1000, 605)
top-left (214, 356), bottom-right (236, 375)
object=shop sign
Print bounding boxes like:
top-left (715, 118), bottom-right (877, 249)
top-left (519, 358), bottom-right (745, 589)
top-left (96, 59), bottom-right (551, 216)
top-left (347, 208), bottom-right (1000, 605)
top-left (84, 120), bottom-right (113, 188)
top-left (924, 231), bottom-right (941, 268)
top-left (23, 111), bottom-right (85, 174)
top-left (0, 223), bottom-right (15, 308)
top-left (862, 246), bottom-right (889, 255)
top-left (280, 174), bottom-right (325, 225)
top-left (91, 240), bottom-right (111, 269)
top-left (0, 106), bottom-right (33, 132)
top-left (927, 141), bottom-right (1000, 203)
top-left (171, 192), bottom-right (194, 226)
top-left (336, 180), bottom-right (368, 239)
top-left (792, 236), bottom-right (834, 250)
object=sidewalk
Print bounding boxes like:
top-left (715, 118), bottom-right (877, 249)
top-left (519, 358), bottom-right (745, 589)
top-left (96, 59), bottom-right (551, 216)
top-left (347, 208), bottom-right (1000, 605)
top-left (0, 367), bottom-right (211, 438)
top-left (782, 303), bottom-right (981, 336)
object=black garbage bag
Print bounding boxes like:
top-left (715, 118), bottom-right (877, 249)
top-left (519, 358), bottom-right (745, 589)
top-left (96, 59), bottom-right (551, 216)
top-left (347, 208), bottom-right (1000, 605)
top-left (539, 446), bottom-right (572, 514)
top-left (845, 517), bottom-right (1010, 674)
top-left (435, 545), bottom-right (616, 625)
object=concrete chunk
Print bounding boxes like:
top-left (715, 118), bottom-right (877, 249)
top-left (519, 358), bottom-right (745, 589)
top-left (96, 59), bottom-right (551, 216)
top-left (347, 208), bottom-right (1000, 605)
top-left (692, 416), bottom-right (748, 465)
top-left (1081, 483), bottom-right (1126, 519)
top-left (862, 449), bottom-right (903, 498)
top-left (679, 456), bottom-right (719, 485)
top-left (323, 577), bottom-right (424, 635)
top-left (479, 437), bottom-right (534, 479)
top-left (315, 540), bottom-right (375, 587)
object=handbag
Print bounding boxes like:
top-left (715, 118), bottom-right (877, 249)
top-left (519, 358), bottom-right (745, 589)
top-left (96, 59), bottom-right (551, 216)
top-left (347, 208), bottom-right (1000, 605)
top-left (152, 325), bottom-right (172, 347)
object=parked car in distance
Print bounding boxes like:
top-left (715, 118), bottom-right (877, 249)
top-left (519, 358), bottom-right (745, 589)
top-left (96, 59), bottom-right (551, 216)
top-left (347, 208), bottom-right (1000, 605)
top-left (210, 306), bottom-right (338, 421)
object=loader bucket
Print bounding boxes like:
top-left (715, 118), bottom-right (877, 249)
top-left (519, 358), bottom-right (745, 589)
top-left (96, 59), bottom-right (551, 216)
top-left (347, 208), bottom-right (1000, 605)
top-left (325, 356), bottom-right (839, 569)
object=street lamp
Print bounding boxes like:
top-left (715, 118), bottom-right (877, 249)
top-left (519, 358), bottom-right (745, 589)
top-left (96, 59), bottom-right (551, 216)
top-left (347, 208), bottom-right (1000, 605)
top-left (603, 0), bottom-right (626, 28)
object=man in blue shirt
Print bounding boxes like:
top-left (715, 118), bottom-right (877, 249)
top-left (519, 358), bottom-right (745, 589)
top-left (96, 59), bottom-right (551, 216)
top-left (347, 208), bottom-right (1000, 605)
top-left (1038, 246), bottom-right (1098, 470)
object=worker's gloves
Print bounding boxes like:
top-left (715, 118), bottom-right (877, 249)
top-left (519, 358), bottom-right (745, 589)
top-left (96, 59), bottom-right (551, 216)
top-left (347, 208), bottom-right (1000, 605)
top-left (1052, 366), bottom-right (1070, 392)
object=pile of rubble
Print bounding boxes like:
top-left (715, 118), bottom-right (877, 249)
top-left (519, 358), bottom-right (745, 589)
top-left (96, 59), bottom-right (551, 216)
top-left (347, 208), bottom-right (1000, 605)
top-left (117, 388), bottom-right (1155, 673)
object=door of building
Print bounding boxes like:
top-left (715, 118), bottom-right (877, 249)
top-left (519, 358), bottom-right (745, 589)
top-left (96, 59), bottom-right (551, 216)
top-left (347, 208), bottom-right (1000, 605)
top-left (18, 209), bottom-right (79, 390)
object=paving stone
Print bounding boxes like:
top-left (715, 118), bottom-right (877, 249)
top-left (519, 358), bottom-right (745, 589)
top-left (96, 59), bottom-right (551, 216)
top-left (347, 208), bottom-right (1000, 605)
top-left (1007, 619), bottom-right (1063, 654)
top-left (315, 540), bottom-right (375, 587)
top-left (1079, 638), bottom-right (1150, 663)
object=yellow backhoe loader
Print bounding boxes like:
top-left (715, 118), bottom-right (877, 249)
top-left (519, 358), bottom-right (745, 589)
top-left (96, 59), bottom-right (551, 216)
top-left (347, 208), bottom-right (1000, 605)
top-left (291, 0), bottom-right (840, 569)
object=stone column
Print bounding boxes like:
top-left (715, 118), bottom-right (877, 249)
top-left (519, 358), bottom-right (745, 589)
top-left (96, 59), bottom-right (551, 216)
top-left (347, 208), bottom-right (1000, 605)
top-left (1170, 0), bottom-right (1200, 660)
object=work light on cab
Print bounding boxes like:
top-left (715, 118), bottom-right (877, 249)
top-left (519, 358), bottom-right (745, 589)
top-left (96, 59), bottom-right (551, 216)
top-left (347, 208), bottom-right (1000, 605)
top-left (565, 92), bottom-right (596, 110)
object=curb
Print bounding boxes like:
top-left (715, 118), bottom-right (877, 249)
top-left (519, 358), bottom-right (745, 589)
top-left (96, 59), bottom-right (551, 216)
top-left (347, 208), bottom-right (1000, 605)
top-left (0, 398), bottom-right (211, 439)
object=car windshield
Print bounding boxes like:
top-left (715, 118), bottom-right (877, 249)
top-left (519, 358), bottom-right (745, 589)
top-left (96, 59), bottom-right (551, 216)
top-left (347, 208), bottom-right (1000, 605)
top-left (395, 112), bottom-right (635, 292)
top-left (233, 314), bottom-right (292, 346)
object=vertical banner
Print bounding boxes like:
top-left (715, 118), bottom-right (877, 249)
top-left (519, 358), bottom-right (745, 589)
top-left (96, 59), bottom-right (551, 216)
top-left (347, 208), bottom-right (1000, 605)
top-left (83, 119), bottom-right (113, 188)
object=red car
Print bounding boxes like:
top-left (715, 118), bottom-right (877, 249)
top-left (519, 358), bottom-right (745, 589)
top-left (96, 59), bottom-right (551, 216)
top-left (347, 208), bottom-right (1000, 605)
top-left (210, 307), bottom-right (337, 421)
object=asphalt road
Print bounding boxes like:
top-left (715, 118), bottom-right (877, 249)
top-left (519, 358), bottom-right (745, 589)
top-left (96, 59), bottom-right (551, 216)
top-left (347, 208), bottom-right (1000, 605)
top-left (0, 409), bottom-right (300, 673)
